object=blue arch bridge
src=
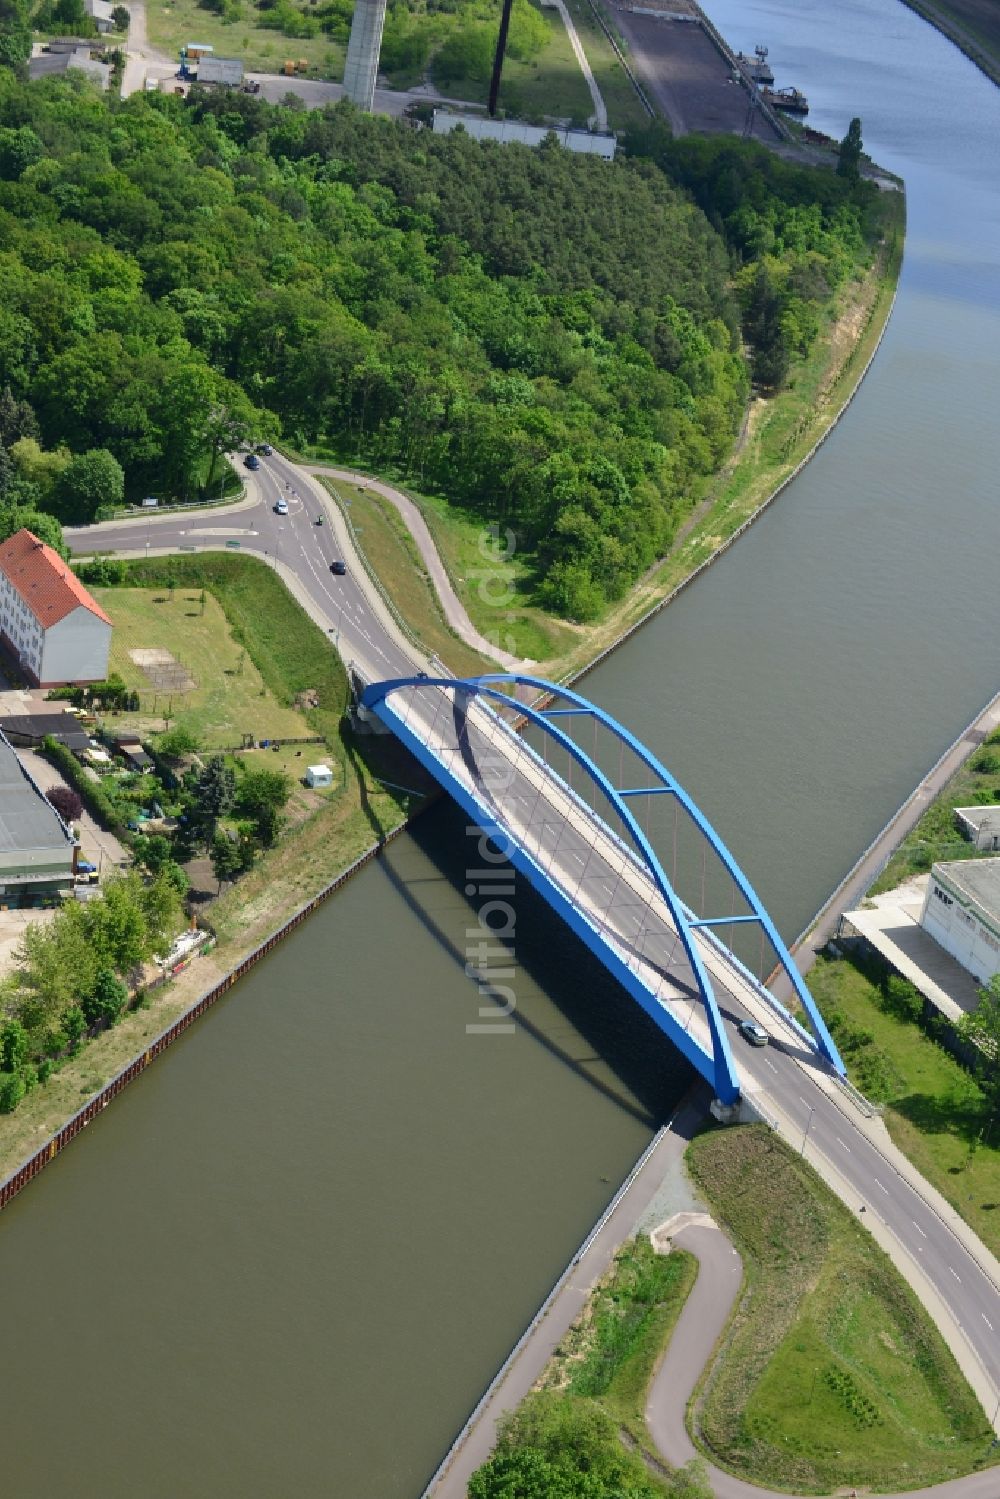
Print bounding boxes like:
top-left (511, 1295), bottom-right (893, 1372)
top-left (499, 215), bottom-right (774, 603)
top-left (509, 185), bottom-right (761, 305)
top-left (359, 673), bottom-right (845, 1107)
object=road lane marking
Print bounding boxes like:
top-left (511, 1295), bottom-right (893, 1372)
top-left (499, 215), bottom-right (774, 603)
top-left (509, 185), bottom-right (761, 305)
top-left (983, 1313), bottom-right (994, 1332)
top-left (912, 1221), bottom-right (927, 1238)
top-left (836, 1137), bottom-right (851, 1153)
top-left (948, 1267), bottom-right (961, 1282)
top-left (763, 1057), bottom-right (778, 1072)
top-left (874, 1178), bottom-right (889, 1194)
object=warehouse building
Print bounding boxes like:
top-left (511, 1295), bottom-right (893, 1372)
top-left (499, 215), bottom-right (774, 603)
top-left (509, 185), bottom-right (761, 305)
top-left (0, 731), bottom-right (77, 906)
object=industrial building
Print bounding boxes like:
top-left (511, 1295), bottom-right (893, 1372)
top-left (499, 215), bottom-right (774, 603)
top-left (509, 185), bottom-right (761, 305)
top-left (197, 55), bottom-right (244, 86)
top-left (954, 804), bottom-right (1000, 852)
top-left (0, 730), bottom-right (77, 906)
top-left (920, 858), bottom-right (1000, 986)
top-left (0, 530), bottom-right (112, 687)
top-left (28, 47), bottom-right (111, 89)
top-left (432, 110), bottom-right (617, 159)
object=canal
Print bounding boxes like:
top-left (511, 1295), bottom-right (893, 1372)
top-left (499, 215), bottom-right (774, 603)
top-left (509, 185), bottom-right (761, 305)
top-left (1, 3), bottom-right (999, 1494)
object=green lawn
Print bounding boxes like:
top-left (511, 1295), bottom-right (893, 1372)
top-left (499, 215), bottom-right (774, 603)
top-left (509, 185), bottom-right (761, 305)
top-left (541, 1236), bottom-right (697, 1445)
top-left (401, 485), bottom-right (581, 664)
top-left (320, 480), bottom-right (494, 677)
top-left (687, 1124), bottom-right (997, 1494)
top-left (872, 728), bottom-right (1000, 893)
top-left (809, 955), bottom-right (1000, 1261)
top-left (440, 9), bottom-right (594, 123)
top-left (95, 584), bottom-right (313, 749)
top-left (104, 553), bottom-right (351, 751)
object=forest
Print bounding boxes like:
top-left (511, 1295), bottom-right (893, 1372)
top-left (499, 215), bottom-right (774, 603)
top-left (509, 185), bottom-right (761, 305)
top-left (0, 53), bottom-right (885, 617)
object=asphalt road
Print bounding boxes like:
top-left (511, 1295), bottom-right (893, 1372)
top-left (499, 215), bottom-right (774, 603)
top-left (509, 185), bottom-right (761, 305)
top-left (381, 680), bottom-right (1000, 1429)
top-left (68, 453), bottom-right (416, 684)
top-left (74, 467), bottom-right (1000, 1474)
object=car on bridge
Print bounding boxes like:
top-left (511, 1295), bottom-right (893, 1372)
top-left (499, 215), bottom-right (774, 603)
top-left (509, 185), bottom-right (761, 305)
top-left (330, 559), bottom-right (346, 576)
top-left (274, 497), bottom-right (288, 515)
top-left (738, 1018), bottom-right (769, 1047)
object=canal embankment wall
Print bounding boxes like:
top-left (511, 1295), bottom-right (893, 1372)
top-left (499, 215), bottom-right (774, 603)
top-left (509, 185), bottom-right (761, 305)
top-left (0, 822), bottom-right (413, 1214)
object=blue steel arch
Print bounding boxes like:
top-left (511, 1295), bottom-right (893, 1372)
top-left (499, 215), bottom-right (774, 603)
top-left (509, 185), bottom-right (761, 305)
top-left (360, 673), bottom-right (845, 1102)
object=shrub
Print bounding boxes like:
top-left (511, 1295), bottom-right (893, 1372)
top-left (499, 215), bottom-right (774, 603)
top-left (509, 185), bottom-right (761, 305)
top-left (0, 1070), bottom-right (26, 1113)
top-left (81, 968), bottom-right (128, 1029)
top-left (46, 785), bottom-right (83, 824)
top-left (39, 737), bottom-right (130, 841)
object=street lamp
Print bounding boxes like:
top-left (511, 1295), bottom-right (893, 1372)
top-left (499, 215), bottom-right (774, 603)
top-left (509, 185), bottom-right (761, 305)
top-left (801, 1106), bottom-right (815, 1156)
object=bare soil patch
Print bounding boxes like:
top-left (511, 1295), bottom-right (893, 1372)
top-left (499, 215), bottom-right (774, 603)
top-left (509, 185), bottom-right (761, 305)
top-left (128, 647), bottom-right (196, 693)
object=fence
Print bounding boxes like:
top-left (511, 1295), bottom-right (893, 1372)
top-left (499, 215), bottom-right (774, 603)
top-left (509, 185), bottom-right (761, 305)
top-left (0, 820), bottom-right (411, 1214)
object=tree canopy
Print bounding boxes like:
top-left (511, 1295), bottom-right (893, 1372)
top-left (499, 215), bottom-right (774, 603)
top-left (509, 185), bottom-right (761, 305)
top-left (0, 73), bottom-right (884, 614)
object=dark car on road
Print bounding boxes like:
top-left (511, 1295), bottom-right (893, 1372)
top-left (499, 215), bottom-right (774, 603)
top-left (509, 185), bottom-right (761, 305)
top-left (330, 559), bottom-right (347, 576)
top-left (257, 443), bottom-right (273, 455)
top-left (244, 453), bottom-right (260, 470)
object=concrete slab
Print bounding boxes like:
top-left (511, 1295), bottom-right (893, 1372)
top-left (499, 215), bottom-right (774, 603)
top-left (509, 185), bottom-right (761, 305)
top-left (841, 877), bottom-right (984, 1021)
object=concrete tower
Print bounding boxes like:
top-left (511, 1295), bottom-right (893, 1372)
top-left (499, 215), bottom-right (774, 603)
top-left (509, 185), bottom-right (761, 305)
top-left (343, 0), bottom-right (387, 111)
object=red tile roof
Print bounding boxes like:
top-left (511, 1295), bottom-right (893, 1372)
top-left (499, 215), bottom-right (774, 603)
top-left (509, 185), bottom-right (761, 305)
top-left (0, 530), bottom-right (112, 628)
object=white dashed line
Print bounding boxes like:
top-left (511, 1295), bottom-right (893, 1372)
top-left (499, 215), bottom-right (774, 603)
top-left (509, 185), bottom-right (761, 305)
top-left (983, 1313), bottom-right (994, 1332)
top-left (764, 1057), bottom-right (778, 1072)
top-left (874, 1178), bottom-right (889, 1194)
top-left (912, 1221), bottom-right (926, 1238)
top-left (948, 1267), bottom-right (961, 1283)
top-left (836, 1137), bottom-right (851, 1153)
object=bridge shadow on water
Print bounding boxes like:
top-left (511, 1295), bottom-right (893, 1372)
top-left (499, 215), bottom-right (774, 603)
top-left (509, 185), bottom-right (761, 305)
top-left (378, 797), bottom-right (697, 1129)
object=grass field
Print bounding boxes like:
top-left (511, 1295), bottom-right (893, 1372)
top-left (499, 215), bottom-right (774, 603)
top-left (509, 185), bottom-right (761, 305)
top-left (541, 1236), bottom-right (697, 1445)
top-left (95, 585), bottom-right (313, 750)
top-left (0, 555), bottom-right (404, 1177)
top-left (320, 480), bottom-right (494, 677)
top-left (688, 1124), bottom-right (997, 1493)
top-left (398, 486), bottom-right (582, 663)
top-left (439, 9), bottom-right (594, 122)
top-left (809, 955), bottom-right (1000, 1261)
top-left (146, 0), bottom-right (344, 78)
top-left (872, 727), bottom-right (1000, 892)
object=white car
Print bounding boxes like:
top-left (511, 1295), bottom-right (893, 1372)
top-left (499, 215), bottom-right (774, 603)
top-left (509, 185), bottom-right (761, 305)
top-left (274, 498), bottom-right (289, 516)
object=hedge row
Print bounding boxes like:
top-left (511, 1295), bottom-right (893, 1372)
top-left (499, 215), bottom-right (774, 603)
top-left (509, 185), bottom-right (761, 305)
top-left (39, 736), bottom-right (131, 844)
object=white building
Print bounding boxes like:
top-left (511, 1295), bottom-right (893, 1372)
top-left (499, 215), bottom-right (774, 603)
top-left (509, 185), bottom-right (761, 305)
top-left (305, 763), bottom-right (333, 788)
top-left (197, 55), bottom-right (244, 85)
top-left (0, 530), bottom-right (112, 687)
top-left (83, 0), bottom-right (116, 32)
top-left (432, 110), bottom-right (617, 159)
top-left (954, 805), bottom-right (1000, 852)
top-left (920, 858), bottom-right (1000, 987)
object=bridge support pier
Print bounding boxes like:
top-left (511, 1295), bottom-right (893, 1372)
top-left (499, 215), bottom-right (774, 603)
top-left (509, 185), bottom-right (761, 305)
top-left (710, 1097), bottom-right (758, 1126)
